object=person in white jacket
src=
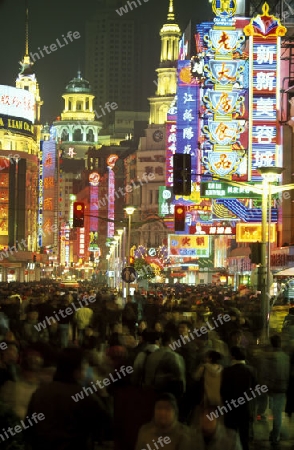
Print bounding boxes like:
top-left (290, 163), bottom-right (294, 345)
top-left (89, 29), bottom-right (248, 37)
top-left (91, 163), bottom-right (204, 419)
top-left (193, 350), bottom-right (223, 407)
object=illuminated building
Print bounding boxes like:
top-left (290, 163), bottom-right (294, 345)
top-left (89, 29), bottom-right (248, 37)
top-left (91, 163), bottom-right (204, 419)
top-left (148, 0), bottom-right (181, 125)
top-left (48, 73), bottom-right (103, 270)
top-left (53, 72), bottom-right (102, 156)
top-left (160, 0), bottom-right (294, 286)
top-left (127, 0), bottom-right (182, 251)
top-left (52, 72), bottom-right (102, 231)
top-left (0, 8), bottom-right (42, 282)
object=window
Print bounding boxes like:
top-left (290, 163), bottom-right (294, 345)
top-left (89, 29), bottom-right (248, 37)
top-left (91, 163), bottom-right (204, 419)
top-left (73, 129), bottom-right (82, 141)
top-left (149, 190), bottom-right (153, 204)
top-left (155, 190), bottom-right (159, 204)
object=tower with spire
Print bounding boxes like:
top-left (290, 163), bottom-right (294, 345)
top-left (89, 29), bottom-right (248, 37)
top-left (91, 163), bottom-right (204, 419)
top-left (15, 2), bottom-right (43, 125)
top-left (148, 0), bottom-right (181, 124)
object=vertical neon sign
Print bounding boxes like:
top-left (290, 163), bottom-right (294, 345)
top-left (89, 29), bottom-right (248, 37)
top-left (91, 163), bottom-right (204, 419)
top-left (201, 0), bottom-right (248, 180)
top-left (166, 96), bottom-right (177, 187)
top-left (41, 141), bottom-right (56, 247)
top-left (106, 155), bottom-right (118, 238)
top-left (176, 60), bottom-right (199, 182)
top-left (244, 2), bottom-right (286, 181)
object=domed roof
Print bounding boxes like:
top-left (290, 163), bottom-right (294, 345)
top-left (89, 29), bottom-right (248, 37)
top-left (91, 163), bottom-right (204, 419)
top-left (65, 71), bottom-right (92, 93)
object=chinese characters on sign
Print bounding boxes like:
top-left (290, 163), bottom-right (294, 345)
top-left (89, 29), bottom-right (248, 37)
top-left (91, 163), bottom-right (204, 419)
top-left (244, 4), bottom-right (286, 181)
top-left (251, 42), bottom-right (278, 176)
top-left (176, 60), bottom-right (199, 183)
top-left (166, 123), bottom-right (177, 186)
top-left (0, 85), bottom-right (35, 122)
top-left (168, 234), bottom-right (210, 257)
top-left (41, 141), bottom-right (56, 247)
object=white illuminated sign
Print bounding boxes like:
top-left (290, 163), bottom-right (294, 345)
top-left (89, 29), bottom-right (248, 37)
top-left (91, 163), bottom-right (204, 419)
top-left (0, 85), bottom-right (35, 123)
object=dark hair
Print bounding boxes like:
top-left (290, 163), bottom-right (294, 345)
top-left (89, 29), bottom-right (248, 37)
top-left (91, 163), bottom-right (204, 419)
top-left (144, 330), bottom-right (160, 344)
top-left (161, 331), bottom-right (173, 346)
top-left (230, 346), bottom-right (246, 361)
top-left (270, 334), bottom-right (281, 349)
top-left (206, 350), bottom-right (222, 364)
top-left (53, 348), bottom-right (85, 383)
top-left (155, 392), bottom-right (178, 415)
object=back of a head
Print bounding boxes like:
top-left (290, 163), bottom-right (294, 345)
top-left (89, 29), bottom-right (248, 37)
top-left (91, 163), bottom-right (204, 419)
top-left (270, 334), bottom-right (281, 349)
top-left (54, 348), bottom-right (84, 383)
top-left (230, 346), bottom-right (246, 361)
top-left (145, 330), bottom-right (160, 344)
top-left (207, 350), bottom-right (222, 364)
top-left (161, 330), bottom-right (173, 346)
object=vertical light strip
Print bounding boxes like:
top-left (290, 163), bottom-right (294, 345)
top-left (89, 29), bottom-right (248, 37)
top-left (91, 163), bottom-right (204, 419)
top-left (248, 35), bottom-right (253, 182)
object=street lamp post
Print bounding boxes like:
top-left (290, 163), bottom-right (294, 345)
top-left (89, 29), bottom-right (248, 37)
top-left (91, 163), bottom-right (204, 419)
top-left (258, 167), bottom-right (284, 341)
top-left (116, 229), bottom-right (124, 291)
top-left (124, 206), bottom-right (136, 298)
top-left (113, 235), bottom-right (120, 289)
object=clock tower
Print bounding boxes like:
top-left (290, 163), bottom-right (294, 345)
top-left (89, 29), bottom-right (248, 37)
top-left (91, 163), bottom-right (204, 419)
top-left (148, 0), bottom-right (181, 124)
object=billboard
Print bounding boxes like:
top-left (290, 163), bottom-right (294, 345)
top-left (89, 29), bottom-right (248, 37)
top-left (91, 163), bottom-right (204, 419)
top-left (0, 116), bottom-right (33, 136)
top-left (200, 181), bottom-right (261, 198)
top-left (236, 223), bottom-right (276, 243)
top-left (0, 85), bottom-right (35, 122)
top-left (41, 140), bottom-right (57, 247)
top-left (168, 234), bottom-right (210, 257)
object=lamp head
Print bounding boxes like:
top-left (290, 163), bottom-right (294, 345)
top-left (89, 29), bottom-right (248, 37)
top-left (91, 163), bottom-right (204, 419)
top-left (124, 206), bottom-right (136, 215)
top-left (257, 166), bottom-right (285, 182)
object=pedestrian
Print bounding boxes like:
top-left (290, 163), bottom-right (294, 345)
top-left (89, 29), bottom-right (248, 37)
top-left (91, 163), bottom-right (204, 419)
top-left (221, 347), bottom-right (257, 450)
top-left (135, 393), bottom-right (191, 450)
top-left (263, 335), bottom-right (290, 447)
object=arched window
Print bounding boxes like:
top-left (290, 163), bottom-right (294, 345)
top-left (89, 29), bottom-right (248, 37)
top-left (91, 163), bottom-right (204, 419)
top-left (86, 129), bottom-right (94, 142)
top-left (73, 128), bottom-right (82, 141)
top-left (61, 129), bottom-right (69, 141)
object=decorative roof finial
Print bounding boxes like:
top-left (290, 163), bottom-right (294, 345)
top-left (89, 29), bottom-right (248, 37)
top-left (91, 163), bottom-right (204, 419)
top-left (167, 0), bottom-right (175, 22)
top-left (25, 0), bottom-right (29, 56)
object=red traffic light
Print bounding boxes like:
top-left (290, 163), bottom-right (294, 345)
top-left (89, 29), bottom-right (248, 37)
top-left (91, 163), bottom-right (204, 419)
top-left (73, 202), bottom-right (85, 228)
top-left (174, 205), bottom-right (186, 232)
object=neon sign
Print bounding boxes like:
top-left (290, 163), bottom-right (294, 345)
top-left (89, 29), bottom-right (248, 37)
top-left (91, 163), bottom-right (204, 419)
top-left (244, 2), bottom-right (286, 181)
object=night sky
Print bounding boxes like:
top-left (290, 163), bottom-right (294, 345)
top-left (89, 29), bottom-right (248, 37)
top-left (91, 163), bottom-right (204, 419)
top-left (0, 0), bottom-right (213, 123)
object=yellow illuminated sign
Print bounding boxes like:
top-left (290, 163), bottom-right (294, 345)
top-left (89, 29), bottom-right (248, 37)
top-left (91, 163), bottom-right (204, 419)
top-left (236, 223), bottom-right (276, 243)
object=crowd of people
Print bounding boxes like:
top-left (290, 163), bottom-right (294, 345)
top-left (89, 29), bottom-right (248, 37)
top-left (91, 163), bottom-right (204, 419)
top-left (0, 280), bottom-right (293, 450)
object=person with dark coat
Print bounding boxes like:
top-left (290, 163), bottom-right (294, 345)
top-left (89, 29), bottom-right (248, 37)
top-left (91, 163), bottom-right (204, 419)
top-left (122, 296), bottom-right (138, 336)
top-left (25, 348), bottom-right (112, 450)
top-left (285, 350), bottom-right (294, 418)
top-left (263, 335), bottom-right (290, 447)
top-left (221, 347), bottom-right (257, 450)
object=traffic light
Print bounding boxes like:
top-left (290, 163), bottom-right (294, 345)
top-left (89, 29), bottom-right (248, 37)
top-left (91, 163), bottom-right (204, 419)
top-left (173, 154), bottom-right (191, 196)
top-left (73, 202), bottom-right (84, 227)
top-left (249, 242), bottom-right (262, 264)
top-left (174, 205), bottom-right (186, 231)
